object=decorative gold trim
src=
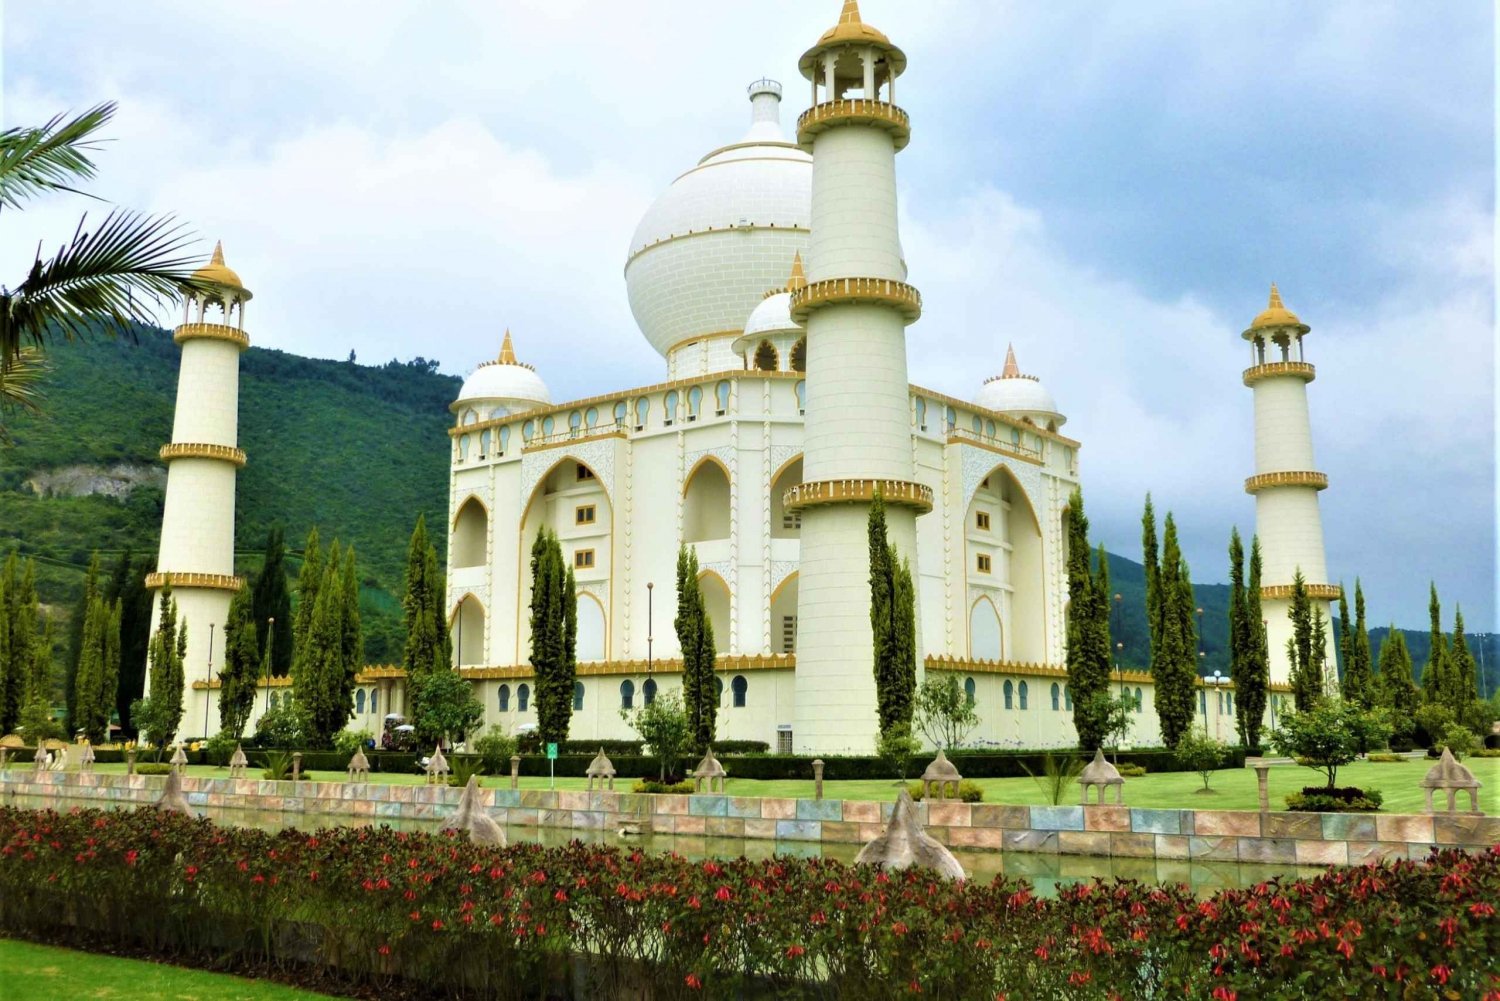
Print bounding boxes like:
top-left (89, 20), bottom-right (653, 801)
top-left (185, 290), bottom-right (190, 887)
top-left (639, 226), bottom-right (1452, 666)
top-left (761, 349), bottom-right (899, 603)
top-left (144, 571), bottom-right (243, 592)
top-left (522, 429), bottom-right (627, 453)
top-left (1260, 583), bottom-right (1342, 601)
top-left (797, 99), bottom-right (911, 151)
top-left (924, 655), bottom-right (1152, 683)
top-left (784, 478), bottom-right (933, 514)
top-left (790, 276), bottom-right (921, 323)
top-left (456, 653), bottom-right (797, 681)
top-left (945, 429), bottom-right (1043, 465)
top-left (1242, 361), bottom-right (1315, 386)
top-left (1244, 470), bottom-right (1328, 494)
top-left (158, 442), bottom-right (246, 467)
top-left (173, 322), bottom-right (249, 349)
top-left (911, 382), bottom-right (1081, 448)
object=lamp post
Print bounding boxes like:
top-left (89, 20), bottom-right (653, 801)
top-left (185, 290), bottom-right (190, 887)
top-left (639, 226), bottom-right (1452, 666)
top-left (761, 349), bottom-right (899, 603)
top-left (1209, 669), bottom-right (1228, 740)
top-left (203, 622), bottom-right (215, 740)
top-left (1112, 592), bottom-right (1124, 694)
top-left (263, 617), bottom-right (275, 717)
top-left (646, 582), bottom-right (654, 676)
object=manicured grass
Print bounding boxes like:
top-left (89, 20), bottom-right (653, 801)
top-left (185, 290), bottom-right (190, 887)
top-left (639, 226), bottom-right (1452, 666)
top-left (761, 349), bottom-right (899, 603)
top-left (37, 757), bottom-right (1499, 814)
top-left (0, 938), bottom-right (341, 1000)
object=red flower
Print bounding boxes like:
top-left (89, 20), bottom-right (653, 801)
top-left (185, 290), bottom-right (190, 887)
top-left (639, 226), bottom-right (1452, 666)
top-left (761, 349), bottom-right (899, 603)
top-left (554, 889), bottom-right (568, 902)
top-left (715, 886), bottom-right (731, 902)
top-left (1211, 989), bottom-right (1236, 1001)
top-left (1068, 972), bottom-right (1092, 986)
top-left (685, 974), bottom-right (702, 990)
top-left (786, 944), bottom-right (805, 958)
top-left (1432, 965), bottom-right (1452, 986)
top-left (432, 919), bottom-right (444, 931)
top-left (378, 944), bottom-right (391, 955)
top-left (124, 850), bottom-right (139, 866)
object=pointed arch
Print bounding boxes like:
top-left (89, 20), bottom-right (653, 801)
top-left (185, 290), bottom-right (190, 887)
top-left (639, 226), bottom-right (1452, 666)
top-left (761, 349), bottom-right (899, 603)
top-left (448, 593), bottom-right (486, 667)
top-left (516, 454), bottom-right (613, 663)
top-left (968, 594), bottom-right (1003, 661)
top-left (683, 456), bottom-right (731, 543)
top-left (790, 337), bottom-right (806, 372)
top-left (967, 463), bottom-right (1045, 663)
top-left (754, 340), bottom-right (779, 371)
top-left (696, 569), bottom-right (731, 655)
top-left (451, 495), bottom-right (488, 569)
top-left (770, 454), bottom-right (804, 539)
top-left (576, 590), bottom-right (606, 663)
top-left (769, 571), bottom-right (799, 654)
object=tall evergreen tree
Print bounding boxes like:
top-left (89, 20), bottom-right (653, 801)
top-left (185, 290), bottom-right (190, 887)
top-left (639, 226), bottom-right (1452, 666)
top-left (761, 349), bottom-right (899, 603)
top-left (1310, 604), bottom-right (1329, 694)
top-left (675, 545), bottom-right (718, 748)
top-left (1152, 514), bottom-right (1198, 748)
top-left (1449, 606), bottom-right (1479, 727)
top-left (1285, 571), bottom-right (1321, 711)
top-left (1063, 489), bottom-right (1111, 751)
top-left (1341, 582), bottom-right (1375, 708)
top-left (113, 553), bottom-right (153, 733)
top-left (294, 542), bottom-right (361, 747)
top-left (140, 585), bottom-right (186, 749)
top-left (401, 515), bottom-right (448, 688)
top-left (1377, 627), bottom-right (1420, 730)
top-left (65, 552), bottom-right (101, 731)
top-left (72, 594), bottom-right (119, 743)
top-left (218, 585), bottom-right (260, 740)
top-left (339, 546), bottom-right (364, 718)
top-left (1236, 537), bottom-right (1270, 748)
top-left (0, 553), bottom-right (39, 734)
top-left (1227, 528), bottom-right (1248, 743)
top-left (251, 526), bottom-right (294, 677)
top-left (1141, 495), bottom-right (1162, 664)
top-left (868, 490), bottom-right (917, 733)
top-left (291, 527), bottom-right (324, 683)
top-left (1337, 588), bottom-right (1352, 691)
top-left (529, 527), bottom-right (576, 743)
top-left (1418, 582), bottom-right (1446, 701)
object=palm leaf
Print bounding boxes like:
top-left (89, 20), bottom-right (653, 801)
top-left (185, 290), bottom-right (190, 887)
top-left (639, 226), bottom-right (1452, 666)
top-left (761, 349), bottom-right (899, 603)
top-left (0, 347), bottom-right (46, 442)
top-left (1, 209), bottom-right (212, 366)
top-left (0, 103), bottom-right (115, 211)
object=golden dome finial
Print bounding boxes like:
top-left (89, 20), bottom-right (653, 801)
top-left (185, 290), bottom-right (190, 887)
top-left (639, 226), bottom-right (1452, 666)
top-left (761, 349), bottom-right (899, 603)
top-left (210, 240), bottom-right (225, 266)
top-left (190, 238), bottom-right (248, 297)
top-left (1267, 283), bottom-right (1284, 310)
top-left (787, 252), bottom-right (807, 292)
top-left (839, 0), bottom-right (863, 27)
top-left (1002, 343), bottom-right (1020, 379)
top-left (498, 329), bottom-right (517, 365)
top-left (1246, 282), bottom-right (1307, 336)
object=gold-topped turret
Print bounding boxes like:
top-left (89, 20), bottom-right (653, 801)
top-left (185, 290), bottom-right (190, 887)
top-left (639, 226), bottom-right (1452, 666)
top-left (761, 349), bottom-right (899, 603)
top-left (799, 0), bottom-right (907, 81)
top-left (815, 0), bottom-right (892, 48)
top-left (191, 241), bottom-right (251, 300)
top-left (1244, 283), bottom-right (1307, 338)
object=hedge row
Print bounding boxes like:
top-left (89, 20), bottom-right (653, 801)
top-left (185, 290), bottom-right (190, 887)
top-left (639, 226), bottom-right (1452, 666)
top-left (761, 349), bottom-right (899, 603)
top-left (1, 807), bottom-right (1495, 1000)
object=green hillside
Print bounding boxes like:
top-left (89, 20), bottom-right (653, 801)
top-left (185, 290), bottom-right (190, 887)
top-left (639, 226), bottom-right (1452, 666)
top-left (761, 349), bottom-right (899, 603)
top-left (0, 324), bottom-right (458, 662)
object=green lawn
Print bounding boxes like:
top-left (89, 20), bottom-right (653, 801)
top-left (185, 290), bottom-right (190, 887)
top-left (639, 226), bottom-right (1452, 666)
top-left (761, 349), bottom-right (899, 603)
top-left (0, 939), bottom-right (341, 1000)
top-left (56, 757), bottom-right (1499, 814)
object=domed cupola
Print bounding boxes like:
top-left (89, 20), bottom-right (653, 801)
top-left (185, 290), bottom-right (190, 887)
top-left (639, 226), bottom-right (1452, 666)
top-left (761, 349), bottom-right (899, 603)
top-left (976, 344), bottom-right (1065, 430)
top-left (732, 253), bottom-right (808, 371)
top-left (626, 79), bottom-right (812, 377)
top-left (452, 331), bottom-right (551, 422)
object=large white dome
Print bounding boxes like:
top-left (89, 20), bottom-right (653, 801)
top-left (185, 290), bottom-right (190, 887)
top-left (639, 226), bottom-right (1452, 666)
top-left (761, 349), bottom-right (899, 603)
top-left (976, 345), bottom-right (1065, 427)
top-left (452, 333), bottom-right (551, 415)
top-left (625, 80), bottom-right (811, 363)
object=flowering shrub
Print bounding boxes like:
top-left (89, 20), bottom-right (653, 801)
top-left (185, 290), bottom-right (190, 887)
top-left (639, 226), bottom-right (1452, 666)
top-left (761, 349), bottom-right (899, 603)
top-left (0, 807), bottom-right (1496, 1000)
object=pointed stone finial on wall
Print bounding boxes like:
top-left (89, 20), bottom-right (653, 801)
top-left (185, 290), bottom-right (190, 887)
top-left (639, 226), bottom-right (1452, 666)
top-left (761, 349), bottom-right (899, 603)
top-left (152, 768), bottom-right (191, 814)
top-left (449, 774), bottom-right (506, 846)
top-left (855, 789), bottom-right (965, 880)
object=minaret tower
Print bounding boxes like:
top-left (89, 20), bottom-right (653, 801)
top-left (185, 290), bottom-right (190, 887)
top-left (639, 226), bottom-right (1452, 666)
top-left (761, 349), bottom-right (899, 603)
top-left (145, 242), bottom-right (251, 740)
top-left (1242, 285), bottom-right (1338, 689)
top-left (787, 1), bottom-right (928, 753)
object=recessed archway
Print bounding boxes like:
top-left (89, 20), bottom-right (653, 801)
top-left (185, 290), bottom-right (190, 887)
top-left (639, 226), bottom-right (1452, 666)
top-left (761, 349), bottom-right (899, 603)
top-left (682, 457), bottom-right (730, 544)
top-left (967, 465), bottom-right (1044, 663)
top-left (968, 595), bottom-right (1003, 661)
top-left (769, 572), bottom-right (798, 654)
top-left (517, 455), bottom-right (613, 663)
top-left (577, 591), bottom-right (606, 663)
top-left (697, 570), bottom-right (731, 655)
top-left (449, 594), bottom-right (485, 667)
top-left (770, 455), bottom-right (803, 539)
top-left (452, 496), bottom-right (488, 569)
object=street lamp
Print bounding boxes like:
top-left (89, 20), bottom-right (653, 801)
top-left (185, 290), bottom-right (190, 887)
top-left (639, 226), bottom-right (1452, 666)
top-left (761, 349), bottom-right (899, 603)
top-left (263, 617), bottom-right (275, 716)
top-left (646, 582), bottom-right (654, 675)
top-left (1208, 669), bottom-right (1229, 740)
top-left (1112, 593), bottom-right (1124, 693)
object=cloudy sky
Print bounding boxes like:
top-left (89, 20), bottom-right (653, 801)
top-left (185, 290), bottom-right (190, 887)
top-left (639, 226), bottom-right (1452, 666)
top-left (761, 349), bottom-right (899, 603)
top-left (4, 2), bottom-right (1494, 632)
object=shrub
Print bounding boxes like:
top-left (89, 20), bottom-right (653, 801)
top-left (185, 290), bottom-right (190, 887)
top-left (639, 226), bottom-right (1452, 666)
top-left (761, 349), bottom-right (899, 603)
top-left (1173, 726), bottom-right (1229, 792)
top-left (1366, 753), bottom-right (1406, 763)
top-left (252, 699), bottom-right (306, 749)
top-left (473, 726), bottom-right (518, 775)
top-left (1271, 700), bottom-right (1392, 791)
top-left (1020, 752), bottom-right (1084, 805)
top-left (906, 780), bottom-right (984, 803)
top-left (201, 733), bottom-right (240, 767)
top-left (1116, 763), bottom-right (1147, 777)
top-left (134, 763), bottom-right (172, 776)
top-left (1285, 786), bottom-right (1383, 812)
top-left (447, 758), bottom-right (485, 788)
top-left (258, 750), bottom-right (304, 781)
top-left (621, 690), bottom-right (691, 782)
top-left (631, 778), bottom-right (694, 795)
top-left (333, 729), bottom-right (375, 757)
top-left (1472, 747), bottom-right (1500, 758)
top-left (1439, 724), bottom-right (1479, 761)
top-left (876, 723), bottom-right (920, 783)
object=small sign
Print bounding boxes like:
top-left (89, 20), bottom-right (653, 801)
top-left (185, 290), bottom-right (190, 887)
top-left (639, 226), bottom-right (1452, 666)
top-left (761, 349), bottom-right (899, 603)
top-left (546, 742), bottom-right (558, 760)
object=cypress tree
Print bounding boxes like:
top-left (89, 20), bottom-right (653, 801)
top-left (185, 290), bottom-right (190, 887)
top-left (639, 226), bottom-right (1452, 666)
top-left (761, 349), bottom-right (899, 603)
top-left (114, 553), bottom-right (152, 733)
top-left (291, 527), bottom-right (324, 683)
top-left (1337, 588), bottom-right (1352, 691)
top-left (1420, 583), bottom-right (1448, 704)
top-left (1449, 607), bottom-right (1479, 726)
top-left (218, 585), bottom-right (260, 740)
top-left (295, 557), bottom-right (343, 747)
top-left (402, 515), bottom-right (448, 700)
top-left (1377, 627), bottom-right (1420, 731)
top-left (1286, 571), bottom-right (1321, 711)
top-left (530, 528), bottom-right (575, 743)
top-left (868, 490), bottom-right (916, 734)
top-left (65, 552), bottom-right (101, 732)
top-left (142, 584), bottom-right (186, 749)
top-left (1235, 537), bottom-right (1270, 748)
top-left (676, 545), bottom-right (717, 748)
top-left (1310, 604), bottom-right (1329, 695)
top-left (1341, 582), bottom-right (1375, 708)
top-left (1142, 495), bottom-right (1162, 664)
top-left (1064, 489), bottom-right (1110, 751)
top-left (1152, 514), bottom-right (1197, 748)
top-left (0, 553), bottom-right (38, 734)
top-left (1227, 529), bottom-right (1248, 743)
top-left (73, 596), bottom-right (105, 743)
top-left (251, 526), bottom-right (294, 677)
top-left (0, 565), bottom-right (9, 734)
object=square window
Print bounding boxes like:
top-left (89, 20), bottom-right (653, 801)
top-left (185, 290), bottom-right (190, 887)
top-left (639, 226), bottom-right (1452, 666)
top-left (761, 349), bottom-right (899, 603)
top-left (575, 504), bottom-right (596, 525)
top-left (574, 549), bottom-right (596, 569)
top-left (576, 465), bottom-right (595, 481)
top-left (975, 511), bottom-right (991, 531)
top-left (976, 553), bottom-right (992, 574)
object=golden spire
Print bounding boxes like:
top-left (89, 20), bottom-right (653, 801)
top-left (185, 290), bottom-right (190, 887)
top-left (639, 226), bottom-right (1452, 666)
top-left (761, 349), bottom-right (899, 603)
top-left (498, 329), bottom-right (517, 365)
top-left (1002, 343), bottom-right (1020, 378)
top-left (839, 0), bottom-right (862, 27)
top-left (787, 252), bottom-right (807, 292)
top-left (1248, 282), bottom-right (1305, 333)
top-left (190, 238), bottom-right (247, 294)
top-left (1267, 283), bottom-right (1284, 310)
top-left (210, 240), bottom-right (225, 266)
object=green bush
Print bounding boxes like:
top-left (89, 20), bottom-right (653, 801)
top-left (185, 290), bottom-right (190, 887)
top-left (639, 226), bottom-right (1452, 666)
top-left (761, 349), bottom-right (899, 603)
top-left (1174, 727), bottom-right (1230, 792)
top-left (1471, 747), bottom-right (1500, 758)
top-left (1439, 724), bottom-right (1478, 760)
top-left (632, 778), bottom-right (695, 795)
top-left (333, 729), bottom-right (375, 756)
top-left (906, 779), bottom-right (984, 803)
top-left (134, 763), bottom-right (172, 776)
top-left (1285, 785), bottom-right (1383, 812)
top-left (1366, 753), bottom-right (1406, 763)
top-left (473, 726), bottom-right (518, 775)
top-left (201, 733), bottom-right (240, 767)
top-left (1117, 763), bottom-right (1147, 777)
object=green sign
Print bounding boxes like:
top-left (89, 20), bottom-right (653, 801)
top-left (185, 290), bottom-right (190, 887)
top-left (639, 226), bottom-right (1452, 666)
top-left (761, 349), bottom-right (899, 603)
top-left (546, 742), bottom-right (558, 760)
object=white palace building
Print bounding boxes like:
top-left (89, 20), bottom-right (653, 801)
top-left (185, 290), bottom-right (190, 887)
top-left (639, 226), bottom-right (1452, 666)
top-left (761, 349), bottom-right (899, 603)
top-left (168, 3), bottom-right (1328, 753)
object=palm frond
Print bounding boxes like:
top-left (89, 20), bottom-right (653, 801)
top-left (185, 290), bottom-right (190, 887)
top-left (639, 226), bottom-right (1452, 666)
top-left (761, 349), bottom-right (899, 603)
top-left (1, 210), bottom-right (211, 365)
top-left (0, 347), bottom-right (48, 443)
top-left (0, 103), bottom-right (115, 211)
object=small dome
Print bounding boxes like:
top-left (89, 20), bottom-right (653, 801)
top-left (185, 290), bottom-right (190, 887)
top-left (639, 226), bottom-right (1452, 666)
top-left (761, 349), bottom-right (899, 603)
top-left (191, 241), bottom-right (251, 300)
top-left (452, 331), bottom-right (550, 414)
top-left (1244, 283), bottom-right (1309, 339)
top-left (976, 345), bottom-right (1064, 426)
top-left (732, 255), bottom-right (807, 358)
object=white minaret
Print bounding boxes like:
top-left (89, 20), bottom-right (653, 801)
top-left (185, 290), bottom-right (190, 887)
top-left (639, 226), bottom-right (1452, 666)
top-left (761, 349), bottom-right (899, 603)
top-left (1242, 284), bottom-right (1338, 689)
top-left (145, 242), bottom-right (251, 741)
top-left (789, 1), bottom-right (927, 753)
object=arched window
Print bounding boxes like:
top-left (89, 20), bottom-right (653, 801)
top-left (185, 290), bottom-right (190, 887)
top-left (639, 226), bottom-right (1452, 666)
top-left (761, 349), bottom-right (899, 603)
top-left (498, 426), bottom-right (510, 454)
top-left (794, 380), bottom-right (806, 414)
top-left (1018, 680), bottom-right (1029, 710)
top-left (517, 683), bottom-right (530, 712)
top-left (914, 397), bottom-right (927, 430)
top-left (985, 420), bottom-right (996, 439)
top-left (664, 391), bottom-right (679, 426)
top-left (498, 684), bottom-right (510, 712)
top-left (635, 398), bottom-right (649, 429)
top-left (614, 401), bottom-right (628, 426)
top-left (541, 415), bottom-right (555, 436)
top-left (568, 410), bottom-right (582, 433)
top-left (585, 407), bottom-right (599, 428)
top-left (620, 679), bottom-right (635, 710)
top-left (964, 677), bottom-right (976, 706)
top-left (1002, 679), bottom-right (1013, 710)
top-left (269, 692), bottom-right (279, 710)
top-left (1135, 687), bottom-right (1143, 713)
top-left (370, 690), bottom-right (378, 715)
top-left (643, 678), bottom-right (658, 706)
top-left (452, 498), bottom-right (488, 569)
top-left (479, 429), bottom-right (492, 457)
top-left (1227, 691), bottom-right (1234, 714)
top-left (754, 340), bottom-right (778, 371)
top-left (714, 676), bottom-right (725, 703)
top-left (945, 406), bottom-right (957, 431)
top-left (687, 386), bottom-right (702, 421)
top-left (1199, 690), bottom-right (1207, 715)
top-left (731, 675), bottom-right (748, 708)
top-left (1064, 685), bottom-right (1073, 711)
top-left (1010, 427), bottom-right (1021, 445)
top-left (462, 409), bottom-right (478, 426)
top-left (714, 381), bottom-right (730, 415)
top-left (356, 689), bottom-right (367, 714)
top-left (573, 682), bottom-right (584, 711)
top-left (458, 435), bottom-right (471, 461)
top-left (522, 419), bottom-right (536, 441)
top-left (1050, 682), bottom-right (1060, 711)
top-left (971, 415), bottom-right (982, 435)
top-left (790, 338), bottom-right (806, 372)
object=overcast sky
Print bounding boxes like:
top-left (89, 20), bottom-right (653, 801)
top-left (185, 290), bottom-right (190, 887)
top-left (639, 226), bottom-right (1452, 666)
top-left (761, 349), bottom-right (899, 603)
top-left (4, 2), bottom-right (1494, 632)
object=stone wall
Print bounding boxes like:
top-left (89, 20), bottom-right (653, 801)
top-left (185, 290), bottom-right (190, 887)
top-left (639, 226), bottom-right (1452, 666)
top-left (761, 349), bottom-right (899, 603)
top-left (6, 771), bottom-right (1496, 865)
